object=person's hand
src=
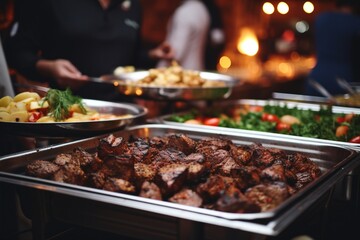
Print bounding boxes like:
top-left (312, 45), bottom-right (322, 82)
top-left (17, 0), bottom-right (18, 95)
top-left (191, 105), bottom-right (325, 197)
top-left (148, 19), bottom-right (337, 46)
top-left (148, 42), bottom-right (175, 61)
top-left (36, 59), bottom-right (89, 90)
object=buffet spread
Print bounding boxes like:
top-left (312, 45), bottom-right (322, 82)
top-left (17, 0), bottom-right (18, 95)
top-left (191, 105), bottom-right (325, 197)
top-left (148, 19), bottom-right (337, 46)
top-left (1, 65), bottom-right (360, 239)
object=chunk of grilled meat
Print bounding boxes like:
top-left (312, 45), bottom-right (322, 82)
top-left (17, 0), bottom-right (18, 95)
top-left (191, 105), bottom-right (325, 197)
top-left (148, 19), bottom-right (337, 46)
top-left (102, 177), bottom-right (136, 194)
top-left (288, 153), bottom-right (322, 180)
top-left (196, 136), bottom-right (233, 152)
top-left (134, 163), bottom-right (157, 183)
top-left (155, 163), bottom-right (188, 197)
top-left (97, 134), bottom-right (129, 160)
top-left (127, 137), bottom-right (149, 162)
top-left (102, 153), bottom-right (135, 181)
top-left (215, 185), bottom-right (261, 213)
top-left (250, 143), bottom-right (288, 169)
top-left (260, 164), bottom-right (286, 183)
top-left (167, 133), bottom-right (196, 155)
top-left (144, 148), bottom-right (186, 168)
top-left (245, 181), bottom-right (290, 212)
top-left (229, 144), bottom-right (253, 166)
top-left (52, 163), bottom-right (86, 185)
top-left (230, 166), bottom-right (261, 190)
top-left (26, 160), bottom-right (60, 179)
top-left (196, 175), bottom-right (227, 203)
top-left (169, 188), bottom-right (203, 207)
top-left (139, 181), bottom-right (162, 200)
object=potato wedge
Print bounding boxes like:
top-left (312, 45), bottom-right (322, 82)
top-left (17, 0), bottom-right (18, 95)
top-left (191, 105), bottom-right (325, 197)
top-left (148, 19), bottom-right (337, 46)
top-left (13, 92), bottom-right (41, 102)
top-left (9, 111), bottom-right (29, 122)
top-left (0, 96), bottom-right (12, 107)
top-left (0, 112), bottom-right (11, 122)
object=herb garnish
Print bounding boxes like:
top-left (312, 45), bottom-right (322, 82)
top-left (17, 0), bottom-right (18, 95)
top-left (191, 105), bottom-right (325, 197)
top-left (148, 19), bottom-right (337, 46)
top-left (42, 88), bottom-right (87, 121)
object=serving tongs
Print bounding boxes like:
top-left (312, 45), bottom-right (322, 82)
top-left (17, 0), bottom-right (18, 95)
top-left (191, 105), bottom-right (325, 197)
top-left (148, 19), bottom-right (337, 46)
top-left (308, 78), bottom-right (338, 104)
top-left (336, 77), bottom-right (357, 95)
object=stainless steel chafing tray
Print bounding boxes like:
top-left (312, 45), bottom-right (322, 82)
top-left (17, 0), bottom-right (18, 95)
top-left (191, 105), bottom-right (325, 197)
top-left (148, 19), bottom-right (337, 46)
top-left (151, 99), bottom-right (360, 150)
top-left (0, 124), bottom-right (359, 236)
top-left (108, 71), bottom-right (240, 101)
top-left (0, 99), bottom-right (148, 138)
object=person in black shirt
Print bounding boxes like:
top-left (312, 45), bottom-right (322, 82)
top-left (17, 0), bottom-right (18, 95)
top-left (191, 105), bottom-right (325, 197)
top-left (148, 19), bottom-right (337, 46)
top-left (5, 0), bottom-right (173, 100)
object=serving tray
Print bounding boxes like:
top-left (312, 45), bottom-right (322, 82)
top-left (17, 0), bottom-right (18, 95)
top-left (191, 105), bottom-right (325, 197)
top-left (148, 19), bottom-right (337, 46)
top-left (0, 124), bottom-right (358, 236)
top-left (0, 99), bottom-right (147, 138)
top-left (150, 99), bottom-right (360, 150)
top-left (94, 70), bottom-right (240, 101)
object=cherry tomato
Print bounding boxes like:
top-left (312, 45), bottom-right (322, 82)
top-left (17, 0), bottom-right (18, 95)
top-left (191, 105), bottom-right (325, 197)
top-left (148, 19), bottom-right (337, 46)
top-left (345, 113), bottom-right (355, 122)
top-left (262, 113), bottom-right (279, 123)
top-left (248, 105), bottom-right (263, 112)
top-left (349, 136), bottom-right (360, 143)
top-left (276, 122), bottom-right (291, 132)
top-left (203, 117), bottom-right (220, 126)
top-left (195, 116), bottom-right (203, 123)
top-left (335, 125), bottom-right (349, 137)
top-left (28, 111), bottom-right (42, 122)
top-left (336, 116), bottom-right (346, 123)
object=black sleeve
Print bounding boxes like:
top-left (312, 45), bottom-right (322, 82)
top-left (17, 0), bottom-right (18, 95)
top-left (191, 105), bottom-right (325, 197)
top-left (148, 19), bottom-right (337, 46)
top-left (5, 0), bottom-right (47, 82)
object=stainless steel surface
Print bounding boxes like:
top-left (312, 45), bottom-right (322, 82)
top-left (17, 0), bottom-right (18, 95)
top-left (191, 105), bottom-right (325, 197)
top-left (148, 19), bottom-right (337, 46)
top-left (272, 92), bottom-right (329, 104)
top-left (0, 124), bottom-right (358, 236)
top-left (155, 99), bottom-right (360, 150)
top-left (0, 99), bottom-right (147, 138)
top-left (110, 70), bottom-right (240, 100)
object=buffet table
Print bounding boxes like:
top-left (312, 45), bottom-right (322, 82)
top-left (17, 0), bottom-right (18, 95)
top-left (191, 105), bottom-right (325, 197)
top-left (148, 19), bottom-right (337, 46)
top-left (1, 71), bottom-right (360, 240)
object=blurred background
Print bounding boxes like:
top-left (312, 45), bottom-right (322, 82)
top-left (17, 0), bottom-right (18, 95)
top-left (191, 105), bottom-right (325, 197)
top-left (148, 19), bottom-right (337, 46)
top-left (139, 0), bottom-right (335, 87)
top-left (0, 0), bottom-right (340, 95)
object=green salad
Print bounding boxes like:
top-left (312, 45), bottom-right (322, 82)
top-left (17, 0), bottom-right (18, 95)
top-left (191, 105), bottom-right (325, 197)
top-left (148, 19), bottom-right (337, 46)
top-left (167, 104), bottom-right (360, 143)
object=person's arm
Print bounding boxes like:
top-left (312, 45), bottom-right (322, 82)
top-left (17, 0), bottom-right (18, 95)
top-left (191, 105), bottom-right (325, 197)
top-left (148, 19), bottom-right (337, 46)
top-left (35, 59), bottom-right (88, 89)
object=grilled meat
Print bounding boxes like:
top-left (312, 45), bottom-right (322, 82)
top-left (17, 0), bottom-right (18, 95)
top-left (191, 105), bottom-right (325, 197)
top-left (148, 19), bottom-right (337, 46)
top-left (102, 177), bottom-right (136, 194)
top-left (26, 160), bottom-right (60, 179)
top-left (245, 181), bottom-right (290, 212)
top-left (139, 181), bottom-right (162, 200)
top-left (215, 185), bottom-right (261, 213)
top-left (25, 133), bottom-right (322, 214)
top-left (167, 133), bottom-right (196, 155)
top-left (52, 163), bottom-right (86, 185)
top-left (169, 188), bottom-right (202, 207)
top-left (97, 134), bottom-right (129, 160)
top-left (155, 163), bottom-right (188, 197)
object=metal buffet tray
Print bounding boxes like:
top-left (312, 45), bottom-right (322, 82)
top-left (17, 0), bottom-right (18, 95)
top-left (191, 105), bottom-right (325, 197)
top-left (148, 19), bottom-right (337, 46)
top-left (0, 99), bottom-right (147, 138)
top-left (152, 99), bottom-right (360, 150)
top-left (0, 124), bottom-right (358, 236)
top-left (98, 70), bottom-right (240, 101)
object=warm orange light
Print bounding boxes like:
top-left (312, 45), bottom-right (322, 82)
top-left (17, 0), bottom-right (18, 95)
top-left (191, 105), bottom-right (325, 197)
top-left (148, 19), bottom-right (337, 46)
top-left (277, 2), bottom-right (289, 15)
top-left (237, 28), bottom-right (259, 56)
top-left (303, 1), bottom-right (314, 14)
top-left (219, 56), bottom-right (231, 69)
top-left (262, 2), bottom-right (275, 15)
top-left (135, 88), bottom-right (143, 96)
top-left (278, 62), bottom-right (294, 78)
